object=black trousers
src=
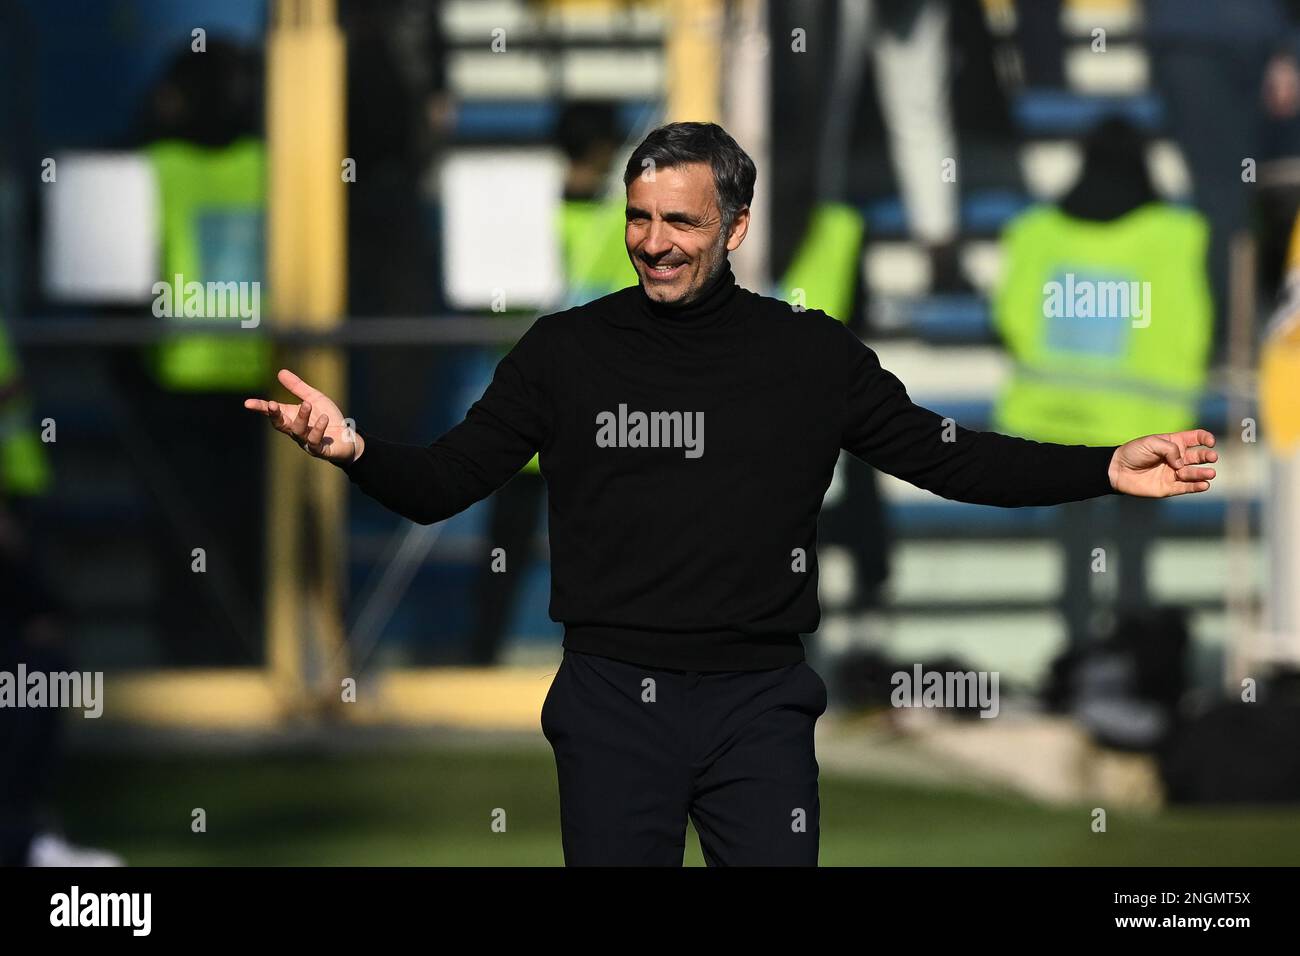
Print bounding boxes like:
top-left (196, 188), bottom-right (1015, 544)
top-left (541, 648), bottom-right (828, 866)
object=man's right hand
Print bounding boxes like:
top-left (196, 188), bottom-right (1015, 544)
top-left (244, 368), bottom-right (364, 465)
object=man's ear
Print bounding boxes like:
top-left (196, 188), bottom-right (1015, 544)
top-left (726, 205), bottom-right (750, 252)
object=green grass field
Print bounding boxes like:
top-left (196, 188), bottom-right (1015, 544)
top-left (56, 746), bottom-right (1300, 866)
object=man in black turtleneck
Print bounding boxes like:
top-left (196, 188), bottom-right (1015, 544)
top-left (246, 122), bottom-right (1219, 866)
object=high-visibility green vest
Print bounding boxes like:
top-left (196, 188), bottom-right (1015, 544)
top-left (513, 197), bottom-right (637, 475)
top-left (992, 203), bottom-right (1212, 447)
top-left (0, 312), bottom-right (50, 497)
top-left (145, 138), bottom-right (271, 392)
top-left (557, 196), bottom-right (639, 303)
top-left (777, 201), bottom-right (865, 324)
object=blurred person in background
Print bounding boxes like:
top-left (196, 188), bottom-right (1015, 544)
top-left (0, 315), bottom-right (119, 866)
top-left (992, 116), bottom-right (1212, 649)
top-left (782, 0), bottom-right (966, 323)
top-left (464, 101), bottom-right (636, 665)
top-left (776, 0), bottom-right (958, 689)
top-left (123, 39), bottom-right (269, 665)
top-left (0, 0), bottom-right (120, 866)
top-left (1145, 0), bottom-right (1300, 352)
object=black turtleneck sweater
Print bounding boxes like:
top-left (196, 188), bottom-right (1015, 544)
top-left (342, 261), bottom-right (1120, 670)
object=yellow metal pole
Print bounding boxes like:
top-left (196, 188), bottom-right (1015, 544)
top-left (265, 0), bottom-right (304, 709)
top-left (299, 0), bottom-right (349, 711)
top-left (666, 0), bottom-right (723, 122)
top-left (265, 0), bottom-right (349, 714)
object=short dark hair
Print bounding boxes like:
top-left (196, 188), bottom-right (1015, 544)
top-left (557, 100), bottom-right (621, 163)
top-left (623, 122), bottom-right (756, 232)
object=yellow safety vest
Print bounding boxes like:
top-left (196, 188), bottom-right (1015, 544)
top-left (144, 138), bottom-right (272, 392)
top-left (0, 311), bottom-right (50, 496)
top-left (778, 201), bottom-right (865, 323)
top-left (992, 203), bottom-right (1212, 446)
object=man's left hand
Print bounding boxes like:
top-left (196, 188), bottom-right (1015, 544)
top-left (1108, 429), bottom-right (1218, 497)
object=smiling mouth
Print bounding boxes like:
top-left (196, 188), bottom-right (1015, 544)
top-left (644, 261), bottom-right (686, 281)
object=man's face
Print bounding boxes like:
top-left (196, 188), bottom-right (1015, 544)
top-left (625, 162), bottom-right (748, 306)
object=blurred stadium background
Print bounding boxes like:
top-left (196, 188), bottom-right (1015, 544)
top-left (3, 0), bottom-right (1300, 865)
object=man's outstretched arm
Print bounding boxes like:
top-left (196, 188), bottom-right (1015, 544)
top-left (838, 330), bottom-right (1217, 506)
top-left (245, 320), bottom-right (553, 525)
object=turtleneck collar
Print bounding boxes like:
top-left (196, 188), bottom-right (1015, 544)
top-left (633, 257), bottom-right (741, 326)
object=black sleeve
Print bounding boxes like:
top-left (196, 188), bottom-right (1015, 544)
top-left (338, 318), bottom-right (552, 524)
top-left (837, 327), bottom-right (1118, 507)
